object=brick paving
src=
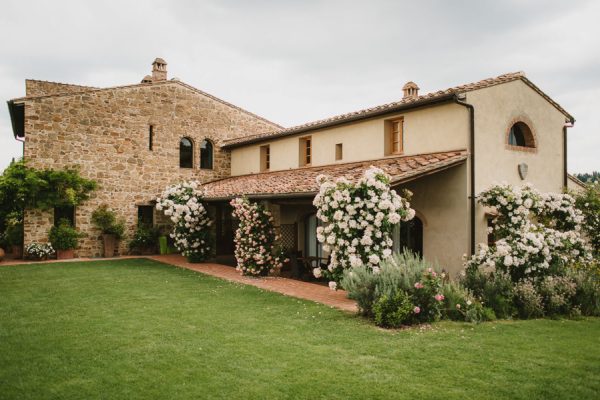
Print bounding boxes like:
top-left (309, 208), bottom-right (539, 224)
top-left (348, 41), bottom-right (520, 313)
top-left (148, 255), bottom-right (358, 312)
top-left (1, 254), bottom-right (358, 313)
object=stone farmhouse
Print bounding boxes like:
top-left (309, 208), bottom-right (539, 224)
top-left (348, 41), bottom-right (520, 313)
top-left (7, 58), bottom-right (576, 274)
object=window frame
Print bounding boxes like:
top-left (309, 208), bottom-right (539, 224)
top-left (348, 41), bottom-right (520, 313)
top-left (335, 143), bottom-right (343, 161)
top-left (390, 118), bottom-right (404, 155)
top-left (505, 120), bottom-right (537, 153)
top-left (54, 206), bottom-right (75, 227)
top-left (200, 138), bottom-right (214, 170)
top-left (385, 117), bottom-right (404, 155)
top-left (299, 136), bottom-right (312, 167)
top-left (260, 144), bottom-right (270, 172)
top-left (137, 205), bottom-right (154, 227)
top-left (179, 137), bottom-right (194, 169)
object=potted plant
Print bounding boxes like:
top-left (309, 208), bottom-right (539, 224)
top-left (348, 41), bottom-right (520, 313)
top-left (128, 225), bottom-right (160, 255)
top-left (91, 205), bottom-right (125, 257)
top-left (49, 219), bottom-right (83, 259)
top-left (24, 242), bottom-right (55, 261)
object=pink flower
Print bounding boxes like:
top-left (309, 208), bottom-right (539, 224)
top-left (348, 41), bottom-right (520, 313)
top-left (434, 294), bottom-right (444, 302)
top-left (413, 306), bottom-right (421, 314)
top-left (414, 282), bottom-right (424, 289)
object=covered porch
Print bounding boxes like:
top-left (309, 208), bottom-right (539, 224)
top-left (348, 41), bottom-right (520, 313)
top-left (202, 150), bottom-right (468, 274)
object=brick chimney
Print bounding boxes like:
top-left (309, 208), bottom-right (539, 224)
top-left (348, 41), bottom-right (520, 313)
top-left (151, 58), bottom-right (167, 81)
top-left (402, 81), bottom-right (419, 99)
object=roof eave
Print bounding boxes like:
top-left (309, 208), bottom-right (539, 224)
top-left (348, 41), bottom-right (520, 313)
top-left (519, 77), bottom-right (574, 122)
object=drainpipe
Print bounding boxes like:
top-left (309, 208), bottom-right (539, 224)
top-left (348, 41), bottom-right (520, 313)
top-left (563, 119), bottom-right (575, 190)
top-left (453, 95), bottom-right (476, 255)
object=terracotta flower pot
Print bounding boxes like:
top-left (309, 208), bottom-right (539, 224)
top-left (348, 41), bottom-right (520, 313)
top-left (0, 248), bottom-right (5, 262)
top-left (57, 249), bottom-right (74, 260)
top-left (102, 234), bottom-right (117, 258)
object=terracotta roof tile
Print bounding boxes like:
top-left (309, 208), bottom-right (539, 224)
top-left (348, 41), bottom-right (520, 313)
top-left (222, 72), bottom-right (573, 148)
top-left (202, 150), bottom-right (467, 200)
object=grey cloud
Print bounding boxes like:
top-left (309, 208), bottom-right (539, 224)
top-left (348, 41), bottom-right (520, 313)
top-left (0, 0), bottom-right (598, 172)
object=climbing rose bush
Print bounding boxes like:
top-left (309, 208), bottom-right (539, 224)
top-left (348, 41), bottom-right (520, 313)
top-left (574, 181), bottom-right (600, 257)
top-left (230, 197), bottom-right (285, 276)
top-left (313, 166), bottom-right (415, 286)
top-left (467, 183), bottom-right (591, 280)
top-left (156, 181), bottom-right (212, 262)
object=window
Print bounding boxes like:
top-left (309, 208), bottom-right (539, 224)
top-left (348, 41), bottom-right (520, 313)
top-left (179, 137), bottom-right (193, 168)
top-left (200, 139), bottom-right (213, 170)
top-left (299, 136), bottom-right (312, 166)
top-left (137, 205), bottom-right (154, 227)
top-left (392, 216), bottom-right (423, 257)
top-left (149, 125), bottom-right (154, 151)
top-left (335, 143), bottom-right (343, 161)
top-left (508, 122), bottom-right (535, 149)
top-left (385, 118), bottom-right (404, 155)
top-left (54, 206), bottom-right (75, 227)
top-left (260, 145), bottom-right (270, 171)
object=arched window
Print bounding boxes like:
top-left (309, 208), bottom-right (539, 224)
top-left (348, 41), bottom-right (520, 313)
top-left (200, 139), bottom-right (213, 170)
top-left (508, 122), bottom-right (535, 148)
top-left (179, 137), bottom-right (193, 168)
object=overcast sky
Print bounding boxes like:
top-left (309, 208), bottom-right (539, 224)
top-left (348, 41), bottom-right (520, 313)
top-left (1, 0), bottom-right (598, 172)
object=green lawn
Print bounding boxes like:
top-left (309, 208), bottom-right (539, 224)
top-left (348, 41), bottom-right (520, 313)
top-left (0, 259), bottom-right (599, 399)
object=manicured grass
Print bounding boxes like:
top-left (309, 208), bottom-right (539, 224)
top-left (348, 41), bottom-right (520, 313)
top-left (1, 259), bottom-right (599, 399)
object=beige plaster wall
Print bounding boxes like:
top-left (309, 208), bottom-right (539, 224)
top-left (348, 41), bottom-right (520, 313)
top-left (467, 79), bottom-right (568, 247)
top-left (231, 102), bottom-right (469, 175)
top-left (398, 164), bottom-right (469, 275)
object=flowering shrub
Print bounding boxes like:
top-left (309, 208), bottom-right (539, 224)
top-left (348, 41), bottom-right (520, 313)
top-left (25, 242), bottom-right (55, 260)
top-left (441, 281), bottom-right (490, 323)
top-left (342, 250), bottom-right (448, 327)
top-left (156, 181), bottom-right (212, 262)
top-left (411, 268), bottom-right (444, 323)
top-left (230, 197), bottom-right (285, 276)
top-left (574, 181), bottom-right (600, 257)
top-left (467, 183), bottom-right (591, 280)
top-left (313, 167), bottom-right (414, 285)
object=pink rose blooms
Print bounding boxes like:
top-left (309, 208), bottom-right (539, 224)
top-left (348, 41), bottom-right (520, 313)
top-left (413, 306), bottom-right (421, 314)
top-left (434, 294), bottom-right (444, 302)
top-left (414, 282), bottom-right (424, 289)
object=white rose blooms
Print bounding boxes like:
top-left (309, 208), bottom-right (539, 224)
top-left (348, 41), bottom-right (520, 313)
top-left (312, 166), bottom-right (414, 286)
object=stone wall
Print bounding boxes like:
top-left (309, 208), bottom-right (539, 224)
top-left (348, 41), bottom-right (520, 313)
top-left (25, 80), bottom-right (98, 97)
top-left (22, 80), bottom-right (279, 257)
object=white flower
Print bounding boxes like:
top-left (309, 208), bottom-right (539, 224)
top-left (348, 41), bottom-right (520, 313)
top-left (328, 281), bottom-right (337, 291)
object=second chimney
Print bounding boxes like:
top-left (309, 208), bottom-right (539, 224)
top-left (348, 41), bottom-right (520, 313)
top-left (152, 58), bottom-right (168, 81)
top-left (402, 81), bottom-right (419, 99)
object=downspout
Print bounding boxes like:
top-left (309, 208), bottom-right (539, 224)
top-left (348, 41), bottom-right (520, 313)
top-left (453, 95), bottom-right (476, 255)
top-left (563, 119), bottom-right (575, 190)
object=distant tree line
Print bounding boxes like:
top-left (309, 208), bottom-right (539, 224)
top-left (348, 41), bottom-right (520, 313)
top-left (575, 171), bottom-right (600, 183)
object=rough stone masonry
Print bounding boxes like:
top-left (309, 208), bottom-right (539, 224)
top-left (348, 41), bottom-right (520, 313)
top-left (20, 58), bottom-right (279, 257)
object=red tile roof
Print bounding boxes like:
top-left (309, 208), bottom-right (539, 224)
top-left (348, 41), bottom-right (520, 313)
top-left (222, 72), bottom-right (573, 148)
top-left (202, 150), bottom-right (467, 200)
